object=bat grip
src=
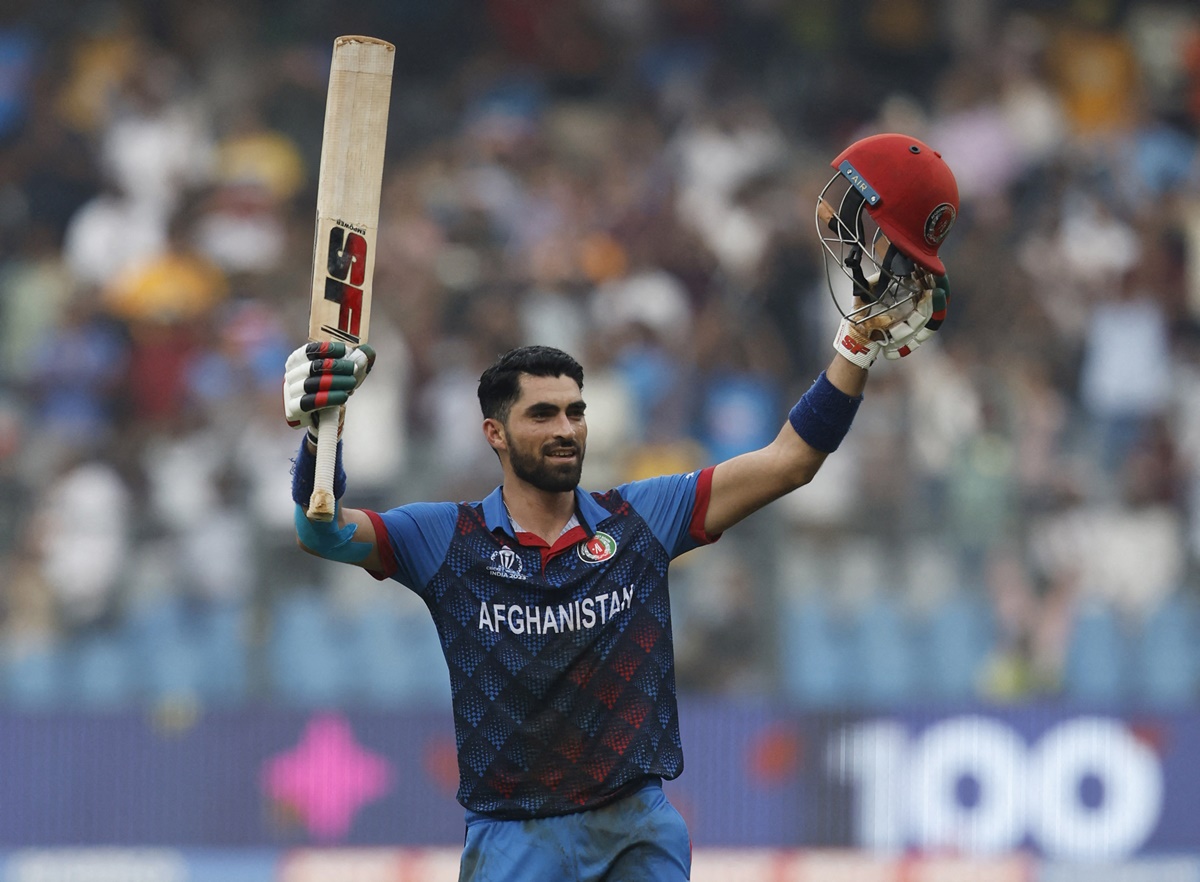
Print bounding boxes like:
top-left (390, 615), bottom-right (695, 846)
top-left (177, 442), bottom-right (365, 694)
top-left (306, 408), bottom-right (341, 522)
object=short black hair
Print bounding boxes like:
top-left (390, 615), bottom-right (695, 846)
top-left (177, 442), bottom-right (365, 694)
top-left (478, 345), bottom-right (584, 421)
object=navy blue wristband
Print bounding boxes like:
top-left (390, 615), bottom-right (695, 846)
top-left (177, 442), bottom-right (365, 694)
top-left (291, 434), bottom-right (347, 506)
top-left (788, 371), bottom-right (863, 453)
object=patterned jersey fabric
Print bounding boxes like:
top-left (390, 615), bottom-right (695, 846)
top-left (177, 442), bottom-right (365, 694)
top-left (366, 468), bottom-right (718, 819)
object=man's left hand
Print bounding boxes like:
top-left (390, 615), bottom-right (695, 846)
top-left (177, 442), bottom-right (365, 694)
top-left (283, 341), bottom-right (376, 429)
top-left (833, 273), bottom-right (949, 366)
top-left (880, 273), bottom-right (949, 360)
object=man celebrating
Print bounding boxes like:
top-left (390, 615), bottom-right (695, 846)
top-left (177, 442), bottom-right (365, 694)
top-left (284, 133), bottom-right (957, 882)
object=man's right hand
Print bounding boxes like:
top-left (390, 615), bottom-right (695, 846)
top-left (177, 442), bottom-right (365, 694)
top-left (283, 342), bottom-right (376, 429)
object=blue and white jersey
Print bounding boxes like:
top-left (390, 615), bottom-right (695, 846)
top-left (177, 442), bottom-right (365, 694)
top-left (364, 467), bottom-right (719, 819)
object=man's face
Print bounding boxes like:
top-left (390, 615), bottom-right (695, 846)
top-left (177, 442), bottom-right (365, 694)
top-left (498, 373), bottom-right (587, 493)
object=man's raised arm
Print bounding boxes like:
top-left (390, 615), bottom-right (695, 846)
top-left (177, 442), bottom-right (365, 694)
top-left (284, 341), bottom-right (383, 572)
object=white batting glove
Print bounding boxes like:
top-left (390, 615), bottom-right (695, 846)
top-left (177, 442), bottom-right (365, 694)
top-left (832, 273), bottom-right (951, 366)
top-left (878, 290), bottom-right (933, 360)
top-left (283, 342), bottom-right (376, 430)
top-left (882, 274), bottom-right (949, 360)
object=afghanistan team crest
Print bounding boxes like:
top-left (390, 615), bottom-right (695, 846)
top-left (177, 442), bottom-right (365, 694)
top-left (924, 202), bottom-right (956, 248)
top-left (578, 532), bottom-right (617, 564)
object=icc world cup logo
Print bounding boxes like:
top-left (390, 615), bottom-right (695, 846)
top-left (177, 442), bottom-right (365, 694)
top-left (488, 546), bottom-right (526, 580)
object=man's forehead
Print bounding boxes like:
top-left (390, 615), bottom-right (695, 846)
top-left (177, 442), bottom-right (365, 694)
top-left (515, 372), bottom-right (583, 404)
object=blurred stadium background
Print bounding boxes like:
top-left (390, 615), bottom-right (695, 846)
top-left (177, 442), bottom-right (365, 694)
top-left (2, 0), bottom-right (1200, 878)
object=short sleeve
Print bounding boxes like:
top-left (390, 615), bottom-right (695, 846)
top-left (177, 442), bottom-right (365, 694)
top-left (366, 502), bottom-right (459, 596)
top-left (615, 465), bottom-right (720, 559)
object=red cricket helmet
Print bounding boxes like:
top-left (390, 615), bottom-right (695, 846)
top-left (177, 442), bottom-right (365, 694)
top-left (832, 133), bottom-right (958, 274)
top-left (816, 133), bottom-right (959, 325)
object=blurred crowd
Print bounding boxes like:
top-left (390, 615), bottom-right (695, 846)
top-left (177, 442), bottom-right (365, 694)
top-left (1, 0), bottom-right (1200, 710)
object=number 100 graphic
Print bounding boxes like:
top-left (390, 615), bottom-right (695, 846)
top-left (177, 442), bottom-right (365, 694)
top-left (827, 716), bottom-right (1163, 859)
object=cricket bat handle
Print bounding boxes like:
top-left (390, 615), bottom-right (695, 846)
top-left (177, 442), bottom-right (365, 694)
top-left (307, 407), bottom-right (341, 521)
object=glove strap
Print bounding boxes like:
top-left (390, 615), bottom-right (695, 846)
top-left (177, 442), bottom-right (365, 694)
top-left (789, 371), bottom-right (863, 453)
top-left (833, 318), bottom-right (880, 369)
top-left (292, 434), bottom-right (347, 506)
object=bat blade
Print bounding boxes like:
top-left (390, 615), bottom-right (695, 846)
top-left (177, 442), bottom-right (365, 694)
top-left (306, 35), bottom-right (394, 522)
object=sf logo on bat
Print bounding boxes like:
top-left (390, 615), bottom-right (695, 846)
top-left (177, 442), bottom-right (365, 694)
top-left (321, 221), bottom-right (368, 343)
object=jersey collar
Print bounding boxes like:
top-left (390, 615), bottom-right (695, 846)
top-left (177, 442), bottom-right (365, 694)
top-left (481, 484), bottom-right (608, 539)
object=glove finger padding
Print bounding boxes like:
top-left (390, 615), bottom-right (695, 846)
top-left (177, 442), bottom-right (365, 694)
top-left (283, 342), bottom-right (377, 428)
top-left (880, 290), bottom-right (933, 359)
top-left (833, 272), bottom-right (951, 366)
top-left (924, 274), bottom-right (950, 332)
top-left (883, 274), bottom-right (949, 360)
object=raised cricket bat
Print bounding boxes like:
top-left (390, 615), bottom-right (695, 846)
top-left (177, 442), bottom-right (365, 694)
top-left (306, 35), bottom-right (394, 521)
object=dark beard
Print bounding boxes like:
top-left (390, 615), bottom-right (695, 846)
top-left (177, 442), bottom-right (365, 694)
top-left (509, 443), bottom-right (584, 493)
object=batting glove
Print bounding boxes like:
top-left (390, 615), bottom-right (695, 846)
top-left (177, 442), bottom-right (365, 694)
top-left (882, 274), bottom-right (949, 360)
top-left (832, 273), bottom-right (950, 367)
top-left (283, 341), bottom-right (376, 430)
